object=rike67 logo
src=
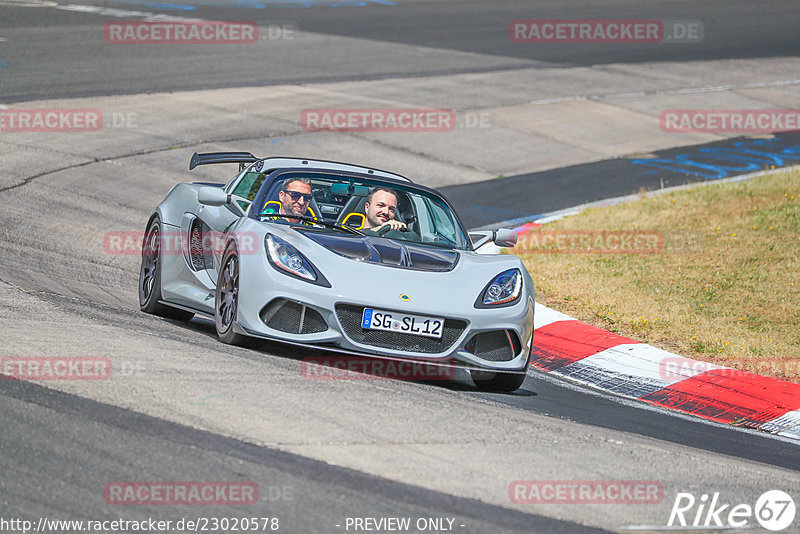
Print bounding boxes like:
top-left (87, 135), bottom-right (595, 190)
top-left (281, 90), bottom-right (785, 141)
top-left (668, 490), bottom-right (795, 531)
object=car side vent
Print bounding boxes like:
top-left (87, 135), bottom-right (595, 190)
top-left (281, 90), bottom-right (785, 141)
top-left (188, 219), bottom-right (214, 272)
top-left (260, 299), bottom-right (327, 334)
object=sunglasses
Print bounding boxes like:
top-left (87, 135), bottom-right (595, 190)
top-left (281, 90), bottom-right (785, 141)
top-left (282, 190), bottom-right (313, 202)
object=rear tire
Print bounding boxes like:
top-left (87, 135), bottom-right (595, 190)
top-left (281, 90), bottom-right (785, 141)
top-left (215, 245), bottom-right (249, 346)
top-left (139, 216), bottom-right (194, 321)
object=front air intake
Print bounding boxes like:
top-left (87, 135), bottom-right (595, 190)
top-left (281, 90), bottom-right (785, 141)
top-left (260, 299), bottom-right (327, 334)
top-left (464, 330), bottom-right (521, 362)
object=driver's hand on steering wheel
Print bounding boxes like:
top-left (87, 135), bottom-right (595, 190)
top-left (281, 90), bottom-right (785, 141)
top-left (375, 219), bottom-right (407, 233)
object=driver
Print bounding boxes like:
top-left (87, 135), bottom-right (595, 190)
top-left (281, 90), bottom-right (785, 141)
top-left (362, 187), bottom-right (407, 234)
top-left (260, 178), bottom-right (313, 224)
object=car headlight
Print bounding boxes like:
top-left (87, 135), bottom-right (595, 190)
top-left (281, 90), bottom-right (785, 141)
top-left (478, 268), bottom-right (522, 307)
top-left (265, 234), bottom-right (316, 281)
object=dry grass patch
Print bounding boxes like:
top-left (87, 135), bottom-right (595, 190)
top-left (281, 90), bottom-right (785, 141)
top-left (514, 168), bottom-right (800, 382)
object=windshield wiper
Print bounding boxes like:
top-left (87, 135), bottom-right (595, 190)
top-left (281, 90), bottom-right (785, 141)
top-left (260, 213), bottom-right (364, 236)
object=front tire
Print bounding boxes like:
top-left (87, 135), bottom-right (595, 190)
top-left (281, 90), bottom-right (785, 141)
top-left (215, 245), bottom-right (249, 346)
top-left (139, 216), bottom-right (194, 321)
top-left (470, 370), bottom-right (527, 392)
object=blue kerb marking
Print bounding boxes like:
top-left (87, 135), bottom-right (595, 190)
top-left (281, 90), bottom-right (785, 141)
top-left (512, 216), bottom-right (544, 233)
top-left (476, 213), bottom-right (543, 231)
top-left (631, 137), bottom-right (800, 180)
top-left (361, 308), bottom-right (373, 328)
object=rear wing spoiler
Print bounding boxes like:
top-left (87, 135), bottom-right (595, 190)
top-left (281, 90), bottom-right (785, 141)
top-left (189, 152), bottom-right (259, 171)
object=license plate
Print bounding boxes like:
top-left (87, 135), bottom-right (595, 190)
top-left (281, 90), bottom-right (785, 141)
top-left (361, 307), bottom-right (444, 339)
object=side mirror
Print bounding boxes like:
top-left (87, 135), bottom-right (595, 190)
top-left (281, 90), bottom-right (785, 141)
top-left (493, 228), bottom-right (518, 248)
top-left (197, 187), bottom-right (229, 207)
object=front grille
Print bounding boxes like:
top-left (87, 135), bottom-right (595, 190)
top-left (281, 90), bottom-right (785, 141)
top-left (261, 299), bottom-right (327, 334)
top-left (464, 330), bottom-right (521, 362)
top-left (335, 304), bottom-right (466, 354)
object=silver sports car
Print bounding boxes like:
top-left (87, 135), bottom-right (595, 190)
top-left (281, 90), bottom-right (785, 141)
top-left (139, 152), bottom-right (535, 391)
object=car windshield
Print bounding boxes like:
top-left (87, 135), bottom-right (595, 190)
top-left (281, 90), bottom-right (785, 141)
top-left (247, 171), bottom-right (472, 251)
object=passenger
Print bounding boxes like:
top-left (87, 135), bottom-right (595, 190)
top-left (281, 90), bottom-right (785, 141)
top-left (261, 178), bottom-right (313, 223)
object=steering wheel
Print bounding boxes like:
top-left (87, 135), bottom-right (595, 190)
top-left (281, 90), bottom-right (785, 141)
top-left (377, 223), bottom-right (409, 236)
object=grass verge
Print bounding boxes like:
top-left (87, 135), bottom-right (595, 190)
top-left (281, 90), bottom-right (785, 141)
top-left (513, 167), bottom-right (800, 382)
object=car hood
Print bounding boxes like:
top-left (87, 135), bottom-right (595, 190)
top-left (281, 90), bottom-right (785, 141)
top-left (301, 231), bottom-right (459, 272)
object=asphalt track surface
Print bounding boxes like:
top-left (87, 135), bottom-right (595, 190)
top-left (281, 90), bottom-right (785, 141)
top-left (2, 378), bottom-right (604, 534)
top-left (2, 0), bottom-right (800, 532)
top-left (1, 0), bottom-right (799, 102)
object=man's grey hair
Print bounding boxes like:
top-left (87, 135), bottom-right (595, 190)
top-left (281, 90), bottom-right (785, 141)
top-left (282, 177), bottom-right (312, 190)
